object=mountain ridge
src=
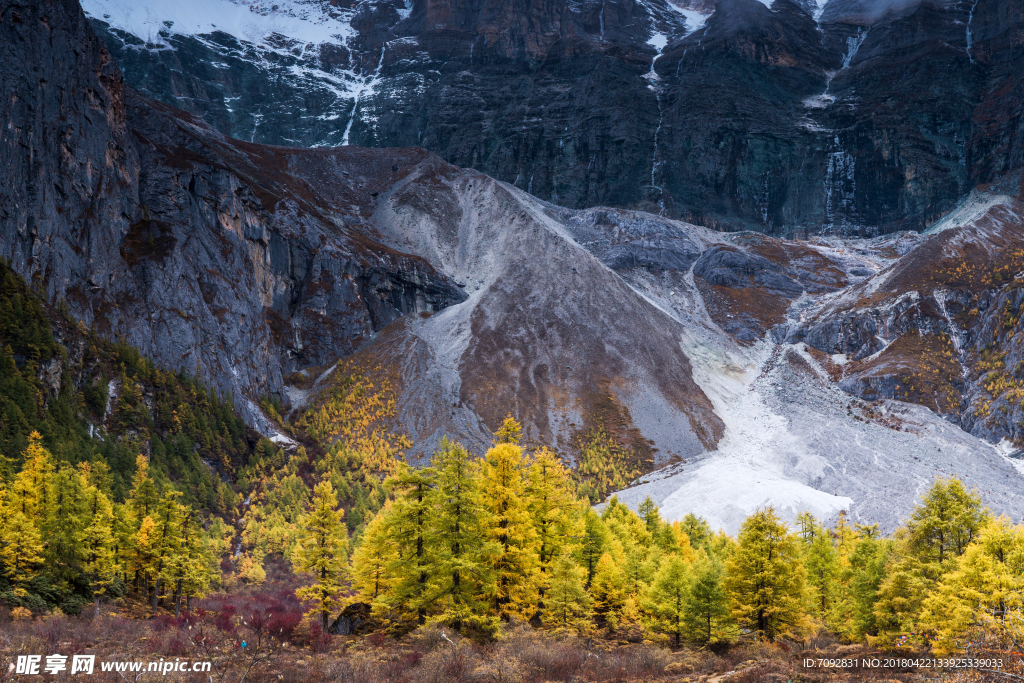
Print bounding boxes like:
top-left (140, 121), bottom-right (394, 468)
top-left (81, 0), bottom-right (1024, 235)
top-left (6, 0), bottom-right (1024, 533)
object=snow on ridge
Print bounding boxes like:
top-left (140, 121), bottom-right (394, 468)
top-left (663, 0), bottom-right (712, 34)
top-left (647, 33), bottom-right (668, 50)
top-left (81, 0), bottom-right (355, 47)
top-left (923, 189), bottom-right (1015, 235)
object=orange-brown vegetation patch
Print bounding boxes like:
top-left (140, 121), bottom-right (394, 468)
top-left (736, 234), bottom-right (849, 291)
top-left (845, 333), bottom-right (963, 414)
top-left (695, 279), bottom-right (791, 344)
top-left (854, 203), bottom-right (1024, 310)
top-left (804, 345), bottom-right (845, 383)
top-left (0, 576), bottom-right (932, 683)
top-left (0, 606), bottom-right (933, 683)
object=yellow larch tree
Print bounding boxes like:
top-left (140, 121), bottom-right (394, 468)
top-left (480, 440), bottom-right (539, 621)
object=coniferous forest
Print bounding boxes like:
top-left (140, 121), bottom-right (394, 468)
top-left (2, 260), bottom-right (1023, 682)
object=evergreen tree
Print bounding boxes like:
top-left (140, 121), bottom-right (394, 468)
top-left (127, 455), bottom-right (159, 521)
top-left (638, 496), bottom-right (663, 536)
top-left (480, 442), bottom-right (539, 620)
top-left (526, 447), bottom-right (579, 604)
top-left (174, 512), bottom-right (215, 615)
top-left (293, 480), bottom-right (348, 631)
top-left (111, 502), bottom-right (135, 586)
top-left (591, 551), bottom-right (626, 630)
top-left (381, 462), bottom-right (436, 626)
top-left (352, 502), bottom-right (397, 603)
top-left (1, 510), bottom-right (44, 589)
top-left (872, 549), bottom-right (930, 648)
top-left (494, 415), bottom-right (523, 445)
top-left (579, 509), bottom-right (608, 588)
top-left (149, 489), bottom-right (185, 611)
top-left (920, 516), bottom-right (1024, 655)
top-left (82, 487), bottom-right (119, 616)
top-left (724, 507), bottom-right (808, 641)
top-left (830, 531), bottom-right (890, 639)
top-left (681, 513), bottom-right (712, 552)
top-left (798, 513), bottom-right (839, 619)
top-left (44, 465), bottom-right (89, 587)
top-left (644, 555), bottom-right (690, 645)
top-left (907, 477), bottom-right (988, 570)
top-left (426, 437), bottom-right (496, 634)
top-left (683, 555), bottom-right (732, 645)
top-left (541, 551), bottom-right (592, 634)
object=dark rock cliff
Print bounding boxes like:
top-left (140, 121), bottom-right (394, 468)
top-left (1, 0), bottom-right (466, 424)
top-left (85, 0), bottom-right (1024, 236)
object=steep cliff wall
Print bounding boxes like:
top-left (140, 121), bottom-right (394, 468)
top-left (84, 0), bottom-right (1024, 236)
top-left (1, 0), bottom-right (465, 423)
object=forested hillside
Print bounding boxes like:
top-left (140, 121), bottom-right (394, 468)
top-left (0, 261), bottom-right (251, 510)
top-left (0, 261), bottom-right (253, 614)
top-left (244, 413), bottom-right (1020, 659)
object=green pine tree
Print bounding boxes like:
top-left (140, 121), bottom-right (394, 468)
top-left (907, 477), bottom-right (988, 570)
top-left (294, 480), bottom-right (348, 630)
top-left (381, 462), bottom-right (436, 626)
top-left (643, 555), bottom-right (690, 645)
top-left (541, 551), bottom-right (592, 633)
top-left (82, 487), bottom-right (119, 616)
top-left (724, 507), bottom-right (808, 641)
top-left (426, 437), bottom-right (497, 634)
top-left (352, 501), bottom-right (397, 604)
top-left (683, 555), bottom-right (732, 645)
top-left (526, 447), bottom-right (579, 605)
top-left (579, 509), bottom-right (608, 588)
top-left (798, 513), bottom-right (839, 620)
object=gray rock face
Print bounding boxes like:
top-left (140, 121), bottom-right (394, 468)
top-left (1, 0), bottom-right (465, 423)
top-left (796, 182), bottom-right (1024, 443)
top-left (560, 207), bottom-right (706, 272)
top-left (10, 0), bottom-right (1024, 533)
top-left (82, 0), bottom-right (1024, 236)
top-left (693, 245), bottom-right (803, 296)
top-left (1, 0), bottom-right (139, 304)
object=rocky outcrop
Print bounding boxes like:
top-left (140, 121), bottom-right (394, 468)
top-left (795, 177), bottom-right (1024, 442)
top-left (1, 0), bottom-right (465, 424)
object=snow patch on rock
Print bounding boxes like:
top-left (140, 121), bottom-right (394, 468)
top-left (81, 0), bottom-right (355, 47)
top-left (925, 190), bottom-right (1015, 235)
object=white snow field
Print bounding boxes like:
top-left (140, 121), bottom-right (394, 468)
top-left (80, 0), bottom-right (355, 47)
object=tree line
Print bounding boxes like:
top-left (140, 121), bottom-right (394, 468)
top-left (0, 433), bottom-right (225, 616)
top-left (260, 418), bottom-right (1023, 655)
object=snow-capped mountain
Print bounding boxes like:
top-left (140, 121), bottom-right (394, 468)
top-left (82, 0), bottom-right (1024, 237)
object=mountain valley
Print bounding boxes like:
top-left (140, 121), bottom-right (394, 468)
top-left (3, 0), bottom-right (1024, 534)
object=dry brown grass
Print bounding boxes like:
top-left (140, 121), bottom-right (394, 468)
top-left (0, 608), bottom-right (943, 683)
